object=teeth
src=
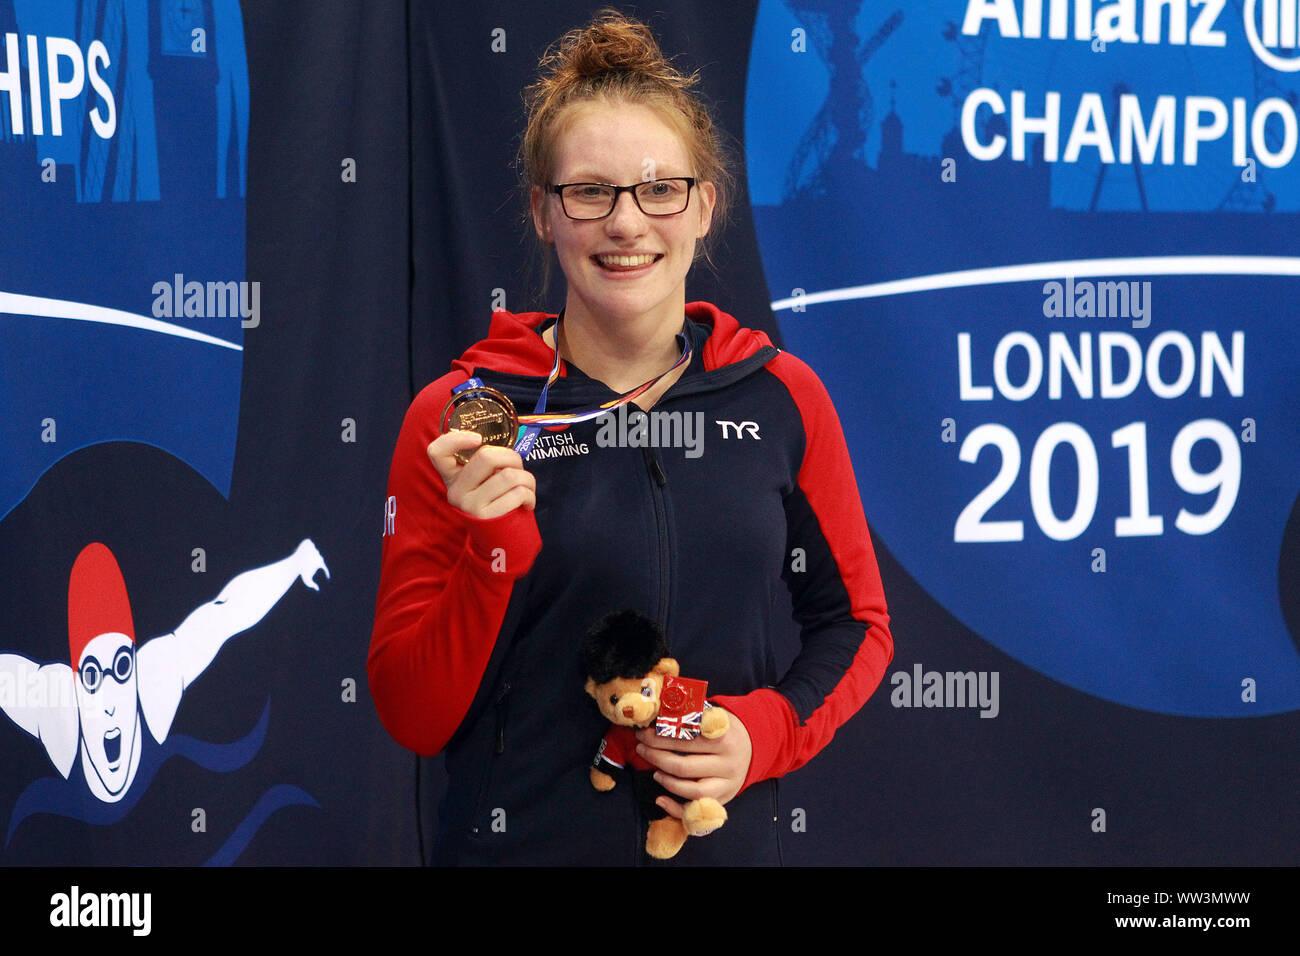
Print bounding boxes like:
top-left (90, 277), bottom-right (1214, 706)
top-left (597, 254), bottom-right (657, 267)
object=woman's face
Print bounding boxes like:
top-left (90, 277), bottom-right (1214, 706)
top-left (532, 100), bottom-right (716, 333)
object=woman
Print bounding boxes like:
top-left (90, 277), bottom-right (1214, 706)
top-left (368, 11), bottom-right (893, 865)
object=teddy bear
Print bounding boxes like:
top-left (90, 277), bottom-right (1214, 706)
top-left (581, 610), bottom-right (730, 860)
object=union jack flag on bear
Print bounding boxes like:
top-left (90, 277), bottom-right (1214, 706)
top-left (655, 676), bottom-right (711, 739)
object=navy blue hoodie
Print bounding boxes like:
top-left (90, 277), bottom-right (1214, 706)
top-left (369, 302), bottom-right (893, 865)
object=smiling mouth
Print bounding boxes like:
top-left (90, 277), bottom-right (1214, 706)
top-left (104, 728), bottom-right (121, 766)
top-left (594, 253), bottom-right (661, 271)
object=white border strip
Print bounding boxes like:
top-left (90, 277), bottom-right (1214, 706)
top-left (769, 255), bottom-right (1300, 311)
top-left (0, 291), bottom-right (243, 352)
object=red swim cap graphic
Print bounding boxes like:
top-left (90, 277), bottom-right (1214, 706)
top-left (68, 543), bottom-right (135, 666)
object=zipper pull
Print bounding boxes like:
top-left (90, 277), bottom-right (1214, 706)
top-left (647, 455), bottom-right (667, 487)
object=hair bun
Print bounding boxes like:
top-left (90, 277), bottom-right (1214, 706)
top-left (566, 12), bottom-right (664, 78)
top-left (538, 9), bottom-right (696, 95)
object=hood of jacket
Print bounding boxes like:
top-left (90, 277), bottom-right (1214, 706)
top-left (450, 301), bottom-right (776, 381)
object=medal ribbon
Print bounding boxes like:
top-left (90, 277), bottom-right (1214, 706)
top-left (455, 314), bottom-right (692, 459)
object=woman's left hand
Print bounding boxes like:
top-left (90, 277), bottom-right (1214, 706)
top-left (634, 708), bottom-right (752, 819)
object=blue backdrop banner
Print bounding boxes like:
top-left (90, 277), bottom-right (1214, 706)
top-left (747, 0), bottom-right (1300, 716)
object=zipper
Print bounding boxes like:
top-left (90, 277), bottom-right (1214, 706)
top-left (494, 682), bottom-right (512, 754)
top-left (635, 448), bottom-right (671, 866)
top-left (468, 682), bottom-right (513, 839)
top-left (772, 779), bottom-right (784, 866)
top-left (643, 449), bottom-right (671, 628)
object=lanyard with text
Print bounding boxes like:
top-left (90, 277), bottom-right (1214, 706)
top-left (447, 314), bottom-right (693, 460)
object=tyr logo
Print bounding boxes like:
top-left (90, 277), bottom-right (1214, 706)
top-left (716, 420), bottom-right (761, 440)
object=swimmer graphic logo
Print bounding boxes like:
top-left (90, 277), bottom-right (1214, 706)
top-left (67, 544), bottom-right (142, 801)
top-left (0, 539), bottom-right (328, 858)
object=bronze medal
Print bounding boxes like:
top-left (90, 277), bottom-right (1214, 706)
top-left (440, 386), bottom-right (519, 464)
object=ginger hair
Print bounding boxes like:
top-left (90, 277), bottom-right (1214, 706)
top-left (520, 10), bottom-right (732, 272)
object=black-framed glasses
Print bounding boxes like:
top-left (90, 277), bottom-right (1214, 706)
top-left (551, 178), bottom-right (696, 220)
top-left (79, 644), bottom-right (134, 693)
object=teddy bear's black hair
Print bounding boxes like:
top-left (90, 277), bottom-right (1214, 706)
top-left (581, 610), bottom-right (670, 684)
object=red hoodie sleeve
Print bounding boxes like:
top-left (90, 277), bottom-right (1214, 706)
top-left (367, 374), bottom-right (542, 756)
top-left (711, 352), bottom-right (893, 790)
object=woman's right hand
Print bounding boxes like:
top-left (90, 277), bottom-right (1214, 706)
top-left (427, 431), bottom-right (537, 520)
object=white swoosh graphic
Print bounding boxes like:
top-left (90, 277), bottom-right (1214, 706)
top-left (0, 291), bottom-right (244, 351)
top-left (770, 255), bottom-right (1300, 311)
